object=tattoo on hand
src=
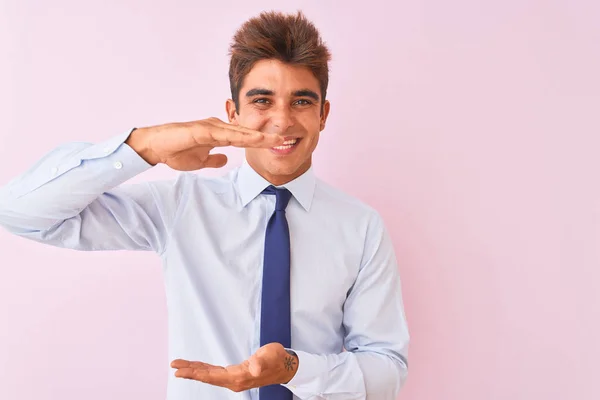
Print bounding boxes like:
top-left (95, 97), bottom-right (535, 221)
top-left (284, 350), bottom-right (298, 372)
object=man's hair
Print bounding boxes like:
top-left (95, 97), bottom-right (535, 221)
top-left (228, 11), bottom-right (331, 113)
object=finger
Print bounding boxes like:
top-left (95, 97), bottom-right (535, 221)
top-left (204, 122), bottom-right (284, 149)
top-left (175, 366), bottom-right (231, 385)
top-left (202, 153), bottom-right (228, 169)
top-left (211, 129), bottom-right (284, 149)
top-left (171, 359), bottom-right (219, 370)
top-left (171, 359), bottom-right (191, 368)
top-left (189, 361), bottom-right (220, 369)
top-left (205, 117), bottom-right (265, 137)
top-left (175, 367), bottom-right (207, 380)
top-left (166, 149), bottom-right (227, 171)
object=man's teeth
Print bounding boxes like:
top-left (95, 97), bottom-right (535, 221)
top-left (273, 139), bottom-right (298, 150)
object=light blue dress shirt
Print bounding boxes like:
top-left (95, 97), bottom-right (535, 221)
top-left (0, 129), bottom-right (410, 399)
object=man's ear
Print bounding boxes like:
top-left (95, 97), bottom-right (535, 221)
top-left (320, 100), bottom-right (331, 131)
top-left (226, 99), bottom-right (238, 124)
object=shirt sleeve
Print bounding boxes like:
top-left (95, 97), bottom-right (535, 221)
top-left (0, 129), bottom-right (179, 254)
top-left (281, 211), bottom-right (410, 399)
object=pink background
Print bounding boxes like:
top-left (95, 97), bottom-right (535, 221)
top-left (1, 1), bottom-right (599, 399)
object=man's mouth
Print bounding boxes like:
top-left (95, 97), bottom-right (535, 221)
top-left (271, 138), bottom-right (302, 155)
top-left (272, 138), bottom-right (300, 151)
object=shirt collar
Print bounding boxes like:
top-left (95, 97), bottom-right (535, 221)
top-left (237, 159), bottom-right (316, 212)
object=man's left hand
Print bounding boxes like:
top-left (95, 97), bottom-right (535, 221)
top-left (171, 343), bottom-right (298, 393)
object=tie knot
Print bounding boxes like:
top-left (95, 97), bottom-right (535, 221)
top-left (262, 185), bottom-right (293, 211)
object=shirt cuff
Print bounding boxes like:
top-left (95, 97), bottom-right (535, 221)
top-left (281, 349), bottom-right (327, 397)
top-left (83, 128), bottom-right (154, 186)
top-left (78, 128), bottom-right (150, 164)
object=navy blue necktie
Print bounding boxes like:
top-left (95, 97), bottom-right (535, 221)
top-left (259, 185), bottom-right (293, 400)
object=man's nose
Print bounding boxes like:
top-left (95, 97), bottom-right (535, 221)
top-left (268, 106), bottom-right (295, 133)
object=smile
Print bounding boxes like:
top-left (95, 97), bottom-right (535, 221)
top-left (271, 138), bottom-right (301, 155)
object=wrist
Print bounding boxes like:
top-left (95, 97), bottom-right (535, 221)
top-left (283, 349), bottom-right (299, 383)
top-left (125, 127), bottom-right (160, 166)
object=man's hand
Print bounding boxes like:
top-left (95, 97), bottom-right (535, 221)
top-left (170, 343), bottom-right (299, 393)
top-left (126, 117), bottom-right (284, 171)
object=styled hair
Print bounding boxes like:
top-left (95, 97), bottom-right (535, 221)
top-left (228, 10), bottom-right (331, 113)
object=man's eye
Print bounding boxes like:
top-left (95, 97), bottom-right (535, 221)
top-left (295, 99), bottom-right (313, 106)
top-left (253, 98), bottom-right (270, 104)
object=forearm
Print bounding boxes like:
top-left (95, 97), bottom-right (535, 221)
top-left (283, 349), bottom-right (407, 399)
top-left (0, 129), bottom-right (151, 233)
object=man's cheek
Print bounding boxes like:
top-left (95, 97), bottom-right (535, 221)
top-left (247, 120), bottom-right (267, 132)
top-left (238, 111), bottom-right (267, 129)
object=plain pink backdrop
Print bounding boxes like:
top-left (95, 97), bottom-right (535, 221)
top-left (1, 1), bottom-right (598, 399)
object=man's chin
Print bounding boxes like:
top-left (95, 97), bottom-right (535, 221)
top-left (265, 166), bottom-right (298, 178)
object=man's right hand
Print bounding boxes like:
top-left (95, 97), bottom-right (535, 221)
top-left (125, 118), bottom-right (284, 171)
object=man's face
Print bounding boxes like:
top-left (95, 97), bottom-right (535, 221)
top-left (226, 59), bottom-right (330, 185)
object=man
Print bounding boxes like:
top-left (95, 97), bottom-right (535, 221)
top-left (0, 11), bottom-right (409, 400)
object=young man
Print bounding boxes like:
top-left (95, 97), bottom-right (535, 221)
top-left (0, 11), bottom-right (409, 400)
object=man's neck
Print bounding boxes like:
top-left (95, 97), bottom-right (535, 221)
top-left (248, 159), bottom-right (311, 186)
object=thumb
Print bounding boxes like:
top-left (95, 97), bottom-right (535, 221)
top-left (203, 153), bottom-right (228, 169)
top-left (248, 356), bottom-right (263, 377)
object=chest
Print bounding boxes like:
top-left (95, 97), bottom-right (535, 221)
top-left (167, 195), bottom-right (363, 325)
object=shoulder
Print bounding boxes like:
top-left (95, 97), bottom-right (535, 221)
top-left (312, 178), bottom-right (385, 237)
top-left (314, 178), bottom-right (380, 220)
top-left (311, 179), bottom-right (392, 270)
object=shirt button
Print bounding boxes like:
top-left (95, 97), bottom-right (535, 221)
top-left (103, 147), bottom-right (111, 154)
top-left (113, 161), bottom-right (123, 169)
top-left (51, 167), bottom-right (58, 175)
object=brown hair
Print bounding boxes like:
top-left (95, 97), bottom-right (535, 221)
top-left (228, 11), bottom-right (331, 113)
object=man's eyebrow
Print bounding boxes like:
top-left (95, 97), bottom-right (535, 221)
top-left (245, 88), bottom-right (320, 101)
top-left (245, 88), bottom-right (274, 97)
top-left (293, 89), bottom-right (320, 101)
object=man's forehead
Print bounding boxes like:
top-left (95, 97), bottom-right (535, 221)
top-left (242, 60), bottom-right (320, 91)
